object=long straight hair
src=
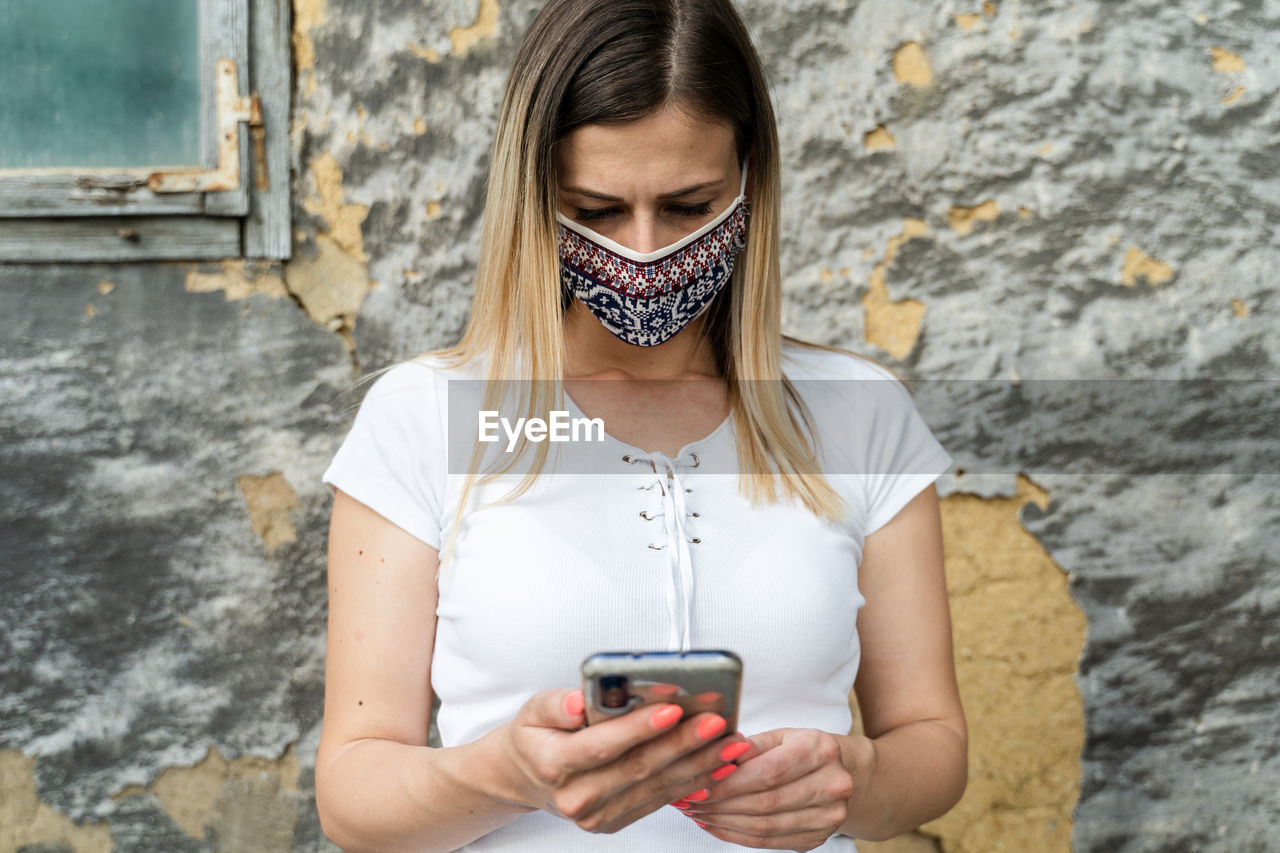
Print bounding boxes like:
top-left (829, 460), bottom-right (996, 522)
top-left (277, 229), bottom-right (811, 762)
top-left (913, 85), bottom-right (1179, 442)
top-left (401, 0), bottom-right (868, 576)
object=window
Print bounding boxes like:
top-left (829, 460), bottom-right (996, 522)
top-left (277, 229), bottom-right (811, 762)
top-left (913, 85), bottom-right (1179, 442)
top-left (0, 0), bottom-right (291, 261)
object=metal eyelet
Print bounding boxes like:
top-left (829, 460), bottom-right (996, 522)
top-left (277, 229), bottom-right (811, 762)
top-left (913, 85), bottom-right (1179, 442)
top-left (688, 537), bottom-right (701, 544)
top-left (622, 454), bottom-right (633, 463)
top-left (639, 509), bottom-right (659, 520)
top-left (684, 487), bottom-right (692, 493)
top-left (648, 542), bottom-right (666, 550)
top-left (690, 453), bottom-right (700, 467)
top-left (687, 511), bottom-right (700, 517)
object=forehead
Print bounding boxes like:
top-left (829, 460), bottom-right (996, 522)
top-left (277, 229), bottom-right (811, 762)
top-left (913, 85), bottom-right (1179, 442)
top-left (555, 107), bottom-right (736, 188)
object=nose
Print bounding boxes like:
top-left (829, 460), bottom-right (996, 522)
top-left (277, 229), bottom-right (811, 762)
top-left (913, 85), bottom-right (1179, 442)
top-left (617, 209), bottom-right (676, 255)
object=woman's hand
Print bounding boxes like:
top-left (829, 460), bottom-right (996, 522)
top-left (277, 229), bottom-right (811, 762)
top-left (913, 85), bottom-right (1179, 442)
top-left (677, 727), bottom-right (866, 851)
top-left (493, 687), bottom-right (751, 835)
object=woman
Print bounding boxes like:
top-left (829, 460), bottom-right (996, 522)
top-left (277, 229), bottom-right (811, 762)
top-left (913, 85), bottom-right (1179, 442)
top-left (314, 0), bottom-right (966, 850)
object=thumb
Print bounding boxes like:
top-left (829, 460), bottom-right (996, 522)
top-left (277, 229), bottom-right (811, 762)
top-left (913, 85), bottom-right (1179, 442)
top-left (737, 728), bottom-right (784, 760)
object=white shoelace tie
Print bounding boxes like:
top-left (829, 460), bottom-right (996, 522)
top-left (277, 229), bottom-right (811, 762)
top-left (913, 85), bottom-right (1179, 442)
top-left (625, 450), bottom-right (701, 653)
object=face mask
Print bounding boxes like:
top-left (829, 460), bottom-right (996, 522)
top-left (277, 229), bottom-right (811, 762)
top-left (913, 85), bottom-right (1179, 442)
top-left (556, 157), bottom-right (751, 347)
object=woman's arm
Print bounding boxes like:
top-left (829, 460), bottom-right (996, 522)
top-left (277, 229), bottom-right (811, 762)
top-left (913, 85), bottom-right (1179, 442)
top-left (314, 489), bottom-right (535, 853)
top-left (835, 482), bottom-right (968, 841)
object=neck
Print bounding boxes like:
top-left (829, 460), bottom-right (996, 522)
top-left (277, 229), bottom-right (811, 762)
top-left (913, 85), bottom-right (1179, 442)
top-left (562, 299), bottom-right (721, 381)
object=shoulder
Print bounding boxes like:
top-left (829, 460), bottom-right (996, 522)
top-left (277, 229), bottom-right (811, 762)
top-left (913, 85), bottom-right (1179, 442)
top-left (361, 351), bottom-right (483, 401)
top-left (781, 338), bottom-right (901, 384)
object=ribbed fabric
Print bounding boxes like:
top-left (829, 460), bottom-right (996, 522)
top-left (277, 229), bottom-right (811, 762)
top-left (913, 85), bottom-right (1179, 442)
top-left (321, 342), bottom-right (954, 852)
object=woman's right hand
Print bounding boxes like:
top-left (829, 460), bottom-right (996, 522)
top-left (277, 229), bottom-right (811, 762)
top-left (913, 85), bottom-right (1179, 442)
top-left (494, 687), bottom-right (753, 835)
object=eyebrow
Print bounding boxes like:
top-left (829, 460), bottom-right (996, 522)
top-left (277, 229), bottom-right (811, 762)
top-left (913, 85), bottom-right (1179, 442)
top-left (558, 179), bottom-right (723, 202)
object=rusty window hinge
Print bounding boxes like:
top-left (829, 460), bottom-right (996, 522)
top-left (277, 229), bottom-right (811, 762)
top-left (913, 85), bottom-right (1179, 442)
top-left (148, 59), bottom-right (263, 193)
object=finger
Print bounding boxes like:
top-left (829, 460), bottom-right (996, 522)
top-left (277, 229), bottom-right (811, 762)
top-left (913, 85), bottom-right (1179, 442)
top-left (695, 739), bottom-right (821, 806)
top-left (556, 701), bottom-right (698, 777)
top-left (693, 810), bottom-right (838, 852)
top-left (686, 768), bottom-right (838, 817)
top-left (586, 725), bottom-right (746, 832)
top-left (516, 687), bottom-right (589, 732)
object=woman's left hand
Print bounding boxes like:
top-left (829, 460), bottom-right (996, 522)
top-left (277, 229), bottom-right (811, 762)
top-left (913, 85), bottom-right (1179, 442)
top-left (675, 727), bottom-right (867, 851)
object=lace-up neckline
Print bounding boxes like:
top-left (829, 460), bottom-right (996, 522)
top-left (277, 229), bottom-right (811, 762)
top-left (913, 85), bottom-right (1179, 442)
top-left (624, 449), bottom-right (703, 652)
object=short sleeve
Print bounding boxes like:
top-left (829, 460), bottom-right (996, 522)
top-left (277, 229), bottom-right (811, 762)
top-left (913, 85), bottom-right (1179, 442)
top-left (859, 373), bottom-right (953, 536)
top-left (321, 360), bottom-right (446, 549)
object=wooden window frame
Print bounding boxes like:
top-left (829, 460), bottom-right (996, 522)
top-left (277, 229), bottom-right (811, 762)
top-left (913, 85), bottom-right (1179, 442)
top-left (0, 0), bottom-right (291, 261)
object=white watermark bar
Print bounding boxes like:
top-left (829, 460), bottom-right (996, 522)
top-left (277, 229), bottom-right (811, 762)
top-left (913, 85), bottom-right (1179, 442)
top-left (444, 379), bottom-right (1280, 477)
top-left (477, 409), bottom-right (605, 453)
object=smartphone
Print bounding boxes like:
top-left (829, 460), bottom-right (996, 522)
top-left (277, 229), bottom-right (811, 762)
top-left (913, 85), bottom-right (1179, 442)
top-left (580, 650), bottom-right (743, 730)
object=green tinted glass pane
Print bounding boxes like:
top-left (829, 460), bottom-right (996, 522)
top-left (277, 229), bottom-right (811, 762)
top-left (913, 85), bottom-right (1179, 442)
top-left (0, 0), bottom-right (200, 170)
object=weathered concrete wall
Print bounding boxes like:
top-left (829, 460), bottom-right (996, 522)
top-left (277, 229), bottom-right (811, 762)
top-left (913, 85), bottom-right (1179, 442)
top-left (2, 0), bottom-right (1277, 850)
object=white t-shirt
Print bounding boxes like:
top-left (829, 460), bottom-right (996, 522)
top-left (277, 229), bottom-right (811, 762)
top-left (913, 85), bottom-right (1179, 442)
top-left (321, 341), bottom-right (953, 852)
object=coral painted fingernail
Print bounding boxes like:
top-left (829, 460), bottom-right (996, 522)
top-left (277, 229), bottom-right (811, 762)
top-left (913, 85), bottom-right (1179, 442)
top-left (685, 788), bottom-right (709, 801)
top-left (696, 715), bottom-right (726, 739)
top-left (670, 798), bottom-right (690, 808)
top-left (711, 763), bottom-right (738, 780)
top-left (719, 741), bottom-right (750, 761)
top-left (650, 704), bottom-right (682, 728)
top-left (694, 819), bottom-right (708, 827)
top-left (564, 690), bottom-right (584, 716)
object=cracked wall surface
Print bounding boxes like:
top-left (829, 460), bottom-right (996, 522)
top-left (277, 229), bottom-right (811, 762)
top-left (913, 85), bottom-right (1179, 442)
top-left (2, 0), bottom-right (1277, 850)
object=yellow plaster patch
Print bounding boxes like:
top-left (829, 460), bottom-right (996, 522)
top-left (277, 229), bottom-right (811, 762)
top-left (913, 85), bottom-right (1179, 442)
top-left (851, 475), bottom-right (1082, 853)
top-left (1018, 206), bottom-right (1032, 219)
top-left (426, 200), bottom-right (443, 219)
top-left (893, 42), bottom-right (933, 86)
top-left (84, 304), bottom-right (97, 318)
top-left (955, 13), bottom-right (980, 30)
top-left (983, 1), bottom-right (997, 14)
top-left (1210, 47), bottom-right (1245, 73)
top-left (864, 125), bottom-right (896, 150)
top-left (1121, 246), bottom-right (1174, 287)
top-left (409, 42), bottom-right (442, 62)
top-left (302, 153), bottom-right (370, 264)
top-left (285, 233), bottom-right (371, 334)
top-left (97, 280), bottom-right (114, 294)
top-left (292, 0), bottom-right (326, 99)
top-left (1037, 142), bottom-right (1053, 156)
top-left (0, 749), bottom-right (113, 853)
top-left (1223, 86), bottom-right (1244, 105)
top-left (862, 218), bottom-right (927, 359)
top-left (450, 0), bottom-right (500, 56)
top-left (112, 744), bottom-right (300, 852)
top-left (947, 200), bottom-right (1000, 236)
top-left (413, 117), bottom-right (427, 135)
top-left (185, 260), bottom-right (289, 301)
top-left (237, 472), bottom-right (301, 554)
top-left (1230, 298), bottom-right (1249, 317)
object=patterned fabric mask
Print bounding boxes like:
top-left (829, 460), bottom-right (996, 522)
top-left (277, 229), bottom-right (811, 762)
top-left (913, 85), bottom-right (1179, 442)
top-left (556, 157), bottom-right (751, 347)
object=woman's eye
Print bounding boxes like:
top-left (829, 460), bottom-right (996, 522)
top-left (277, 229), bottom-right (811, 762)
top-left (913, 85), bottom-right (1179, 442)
top-left (575, 201), bottom-right (714, 222)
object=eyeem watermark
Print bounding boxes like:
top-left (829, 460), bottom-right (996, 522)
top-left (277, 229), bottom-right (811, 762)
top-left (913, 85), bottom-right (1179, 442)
top-left (478, 410), bottom-right (606, 452)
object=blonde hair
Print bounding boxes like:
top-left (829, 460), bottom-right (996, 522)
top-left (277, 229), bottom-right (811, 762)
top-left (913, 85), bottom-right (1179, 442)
top-left (361, 0), bottom-right (890, 576)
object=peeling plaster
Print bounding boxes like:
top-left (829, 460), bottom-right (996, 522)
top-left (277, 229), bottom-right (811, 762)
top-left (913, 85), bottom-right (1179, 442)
top-left (1209, 47), bottom-right (1245, 74)
top-left (1231, 297), bottom-right (1249, 317)
top-left (864, 125), bottom-right (896, 150)
top-left (848, 475), bottom-right (1083, 853)
top-left (862, 218), bottom-right (927, 359)
top-left (185, 261), bottom-right (289, 302)
top-left (237, 471), bottom-right (301, 554)
top-left (1120, 246), bottom-right (1175, 287)
top-left (955, 13), bottom-right (981, 31)
top-left (893, 42), bottom-right (933, 86)
top-left (947, 200), bottom-right (1000, 237)
top-left (0, 749), bottom-right (112, 853)
top-left (292, 0), bottom-right (325, 99)
top-left (301, 153), bottom-right (370, 265)
top-left (450, 0), bottom-right (501, 56)
top-left (111, 744), bottom-right (301, 852)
